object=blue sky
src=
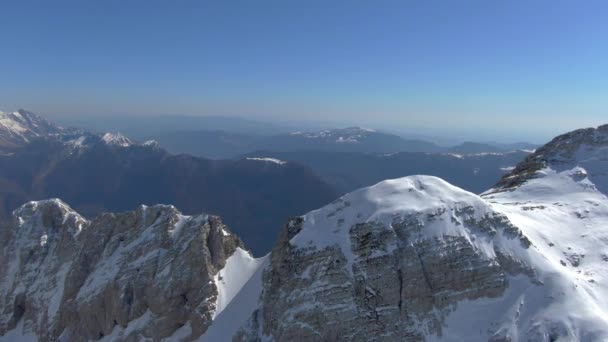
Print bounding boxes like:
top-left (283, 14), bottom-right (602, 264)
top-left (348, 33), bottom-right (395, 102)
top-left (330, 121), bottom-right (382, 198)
top-left (1, 0), bottom-right (607, 142)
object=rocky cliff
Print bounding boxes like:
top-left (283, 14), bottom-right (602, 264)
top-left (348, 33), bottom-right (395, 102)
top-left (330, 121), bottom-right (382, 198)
top-left (0, 199), bottom-right (256, 341)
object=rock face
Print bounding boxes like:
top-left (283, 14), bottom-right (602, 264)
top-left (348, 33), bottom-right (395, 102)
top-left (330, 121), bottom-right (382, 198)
top-left (237, 176), bottom-right (536, 341)
top-left (0, 199), bottom-right (246, 341)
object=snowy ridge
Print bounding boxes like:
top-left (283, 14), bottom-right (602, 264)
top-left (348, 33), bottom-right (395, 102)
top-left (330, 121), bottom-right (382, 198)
top-left (0, 110), bottom-right (62, 149)
top-left (212, 248), bottom-right (266, 319)
top-left (201, 250), bottom-right (268, 341)
top-left (481, 164), bottom-right (608, 340)
top-left (245, 157), bottom-right (287, 165)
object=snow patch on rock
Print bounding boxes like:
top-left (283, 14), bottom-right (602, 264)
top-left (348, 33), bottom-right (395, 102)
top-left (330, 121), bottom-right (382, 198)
top-left (246, 157), bottom-right (287, 165)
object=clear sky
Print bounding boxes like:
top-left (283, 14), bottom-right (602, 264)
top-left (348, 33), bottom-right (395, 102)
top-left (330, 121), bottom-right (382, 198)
top-left (1, 0), bottom-right (607, 142)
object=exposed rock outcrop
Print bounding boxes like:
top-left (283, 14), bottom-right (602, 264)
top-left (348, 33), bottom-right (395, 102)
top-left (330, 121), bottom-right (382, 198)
top-left (0, 199), bottom-right (244, 341)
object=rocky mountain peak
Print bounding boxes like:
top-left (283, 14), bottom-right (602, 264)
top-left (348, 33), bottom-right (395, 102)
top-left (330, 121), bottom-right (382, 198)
top-left (9, 199), bottom-right (86, 246)
top-left (237, 175), bottom-right (534, 340)
top-left (0, 201), bottom-right (249, 341)
top-left (495, 123), bottom-right (608, 193)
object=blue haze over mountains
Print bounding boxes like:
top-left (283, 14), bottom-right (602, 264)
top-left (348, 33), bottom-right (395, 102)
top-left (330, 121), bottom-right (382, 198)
top-left (0, 110), bottom-right (535, 254)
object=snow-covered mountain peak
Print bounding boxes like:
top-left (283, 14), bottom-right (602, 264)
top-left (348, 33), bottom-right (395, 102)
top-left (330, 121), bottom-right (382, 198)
top-left (12, 198), bottom-right (87, 236)
top-left (0, 109), bottom-right (61, 149)
top-left (292, 175), bottom-right (497, 251)
top-left (496, 123), bottom-right (608, 194)
top-left (101, 132), bottom-right (133, 147)
top-left (236, 174), bottom-right (541, 340)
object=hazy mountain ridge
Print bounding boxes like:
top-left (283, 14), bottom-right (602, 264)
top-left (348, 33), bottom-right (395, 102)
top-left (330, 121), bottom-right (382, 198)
top-left (448, 141), bottom-right (537, 154)
top-left (129, 123), bottom-right (535, 159)
top-left (242, 150), bottom-right (530, 195)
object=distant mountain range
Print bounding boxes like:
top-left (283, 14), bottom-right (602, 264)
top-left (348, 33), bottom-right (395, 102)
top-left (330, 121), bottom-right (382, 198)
top-left (448, 141), bottom-right (537, 154)
top-left (0, 111), bottom-right (336, 255)
top-left (242, 149), bottom-right (530, 195)
top-left (0, 110), bottom-right (535, 255)
top-left (3, 122), bottom-right (608, 341)
top-left (149, 126), bottom-right (536, 159)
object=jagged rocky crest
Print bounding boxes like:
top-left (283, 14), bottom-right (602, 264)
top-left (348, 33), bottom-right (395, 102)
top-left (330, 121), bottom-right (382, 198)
top-left (0, 199), bottom-right (245, 341)
top-left (495, 123), bottom-right (608, 193)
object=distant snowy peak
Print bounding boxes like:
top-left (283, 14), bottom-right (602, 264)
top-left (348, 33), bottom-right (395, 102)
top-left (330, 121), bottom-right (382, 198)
top-left (142, 139), bottom-right (159, 148)
top-left (0, 109), bottom-right (62, 148)
top-left (290, 126), bottom-right (378, 143)
top-left (496, 123), bottom-right (608, 193)
top-left (101, 132), bottom-right (133, 147)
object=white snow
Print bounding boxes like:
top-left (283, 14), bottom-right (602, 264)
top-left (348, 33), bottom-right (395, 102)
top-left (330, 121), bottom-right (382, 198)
top-left (101, 132), bottom-right (132, 147)
top-left (246, 157), bottom-right (287, 165)
top-left (500, 166), bottom-right (516, 171)
top-left (99, 310), bottom-right (155, 342)
top-left (201, 251), bottom-right (268, 341)
top-left (66, 135), bottom-right (87, 149)
top-left (212, 248), bottom-right (266, 319)
top-left (164, 321), bottom-right (192, 341)
top-left (0, 319), bottom-right (38, 342)
top-left (288, 127), bottom-right (376, 143)
top-left (476, 164), bottom-right (608, 341)
top-left (39, 233), bottom-right (48, 247)
top-left (0, 111), bottom-right (28, 134)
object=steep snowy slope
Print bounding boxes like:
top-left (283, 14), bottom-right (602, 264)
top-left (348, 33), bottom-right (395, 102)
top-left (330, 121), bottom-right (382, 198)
top-left (0, 200), bottom-right (266, 341)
